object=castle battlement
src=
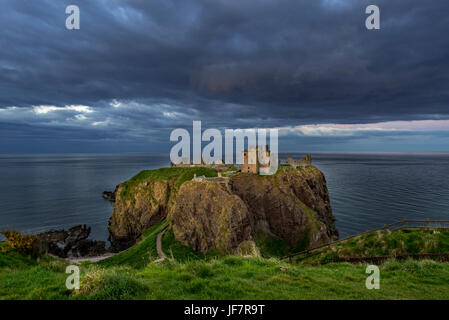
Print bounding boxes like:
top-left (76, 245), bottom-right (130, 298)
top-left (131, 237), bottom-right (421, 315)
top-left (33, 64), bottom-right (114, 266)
top-left (285, 154), bottom-right (312, 167)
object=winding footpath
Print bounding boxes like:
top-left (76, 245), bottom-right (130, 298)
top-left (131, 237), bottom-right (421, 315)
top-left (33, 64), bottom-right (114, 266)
top-left (69, 253), bottom-right (115, 264)
top-left (156, 228), bottom-right (168, 260)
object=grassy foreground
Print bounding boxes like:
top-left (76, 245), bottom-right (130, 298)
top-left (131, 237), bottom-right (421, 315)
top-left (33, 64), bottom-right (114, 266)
top-left (2, 225), bottom-right (449, 300)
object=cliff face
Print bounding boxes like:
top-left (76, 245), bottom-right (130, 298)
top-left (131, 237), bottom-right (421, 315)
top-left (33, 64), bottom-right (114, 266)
top-left (169, 182), bottom-right (253, 253)
top-left (108, 166), bottom-right (338, 253)
top-left (108, 167), bottom-right (217, 251)
top-left (229, 167), bottom-right (337, 249)
top-left (108, 179), bottom-right (175, 251)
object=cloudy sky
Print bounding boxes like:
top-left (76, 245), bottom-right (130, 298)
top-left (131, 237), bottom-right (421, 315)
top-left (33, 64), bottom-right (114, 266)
top-left (1, 0), bottom-right (449, 153)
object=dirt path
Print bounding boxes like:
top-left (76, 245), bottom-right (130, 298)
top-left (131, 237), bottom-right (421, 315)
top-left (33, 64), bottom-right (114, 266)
top-left (68, 253), bottom-right (116, 264)
top-left (156, 228), bottom-right (168, 259)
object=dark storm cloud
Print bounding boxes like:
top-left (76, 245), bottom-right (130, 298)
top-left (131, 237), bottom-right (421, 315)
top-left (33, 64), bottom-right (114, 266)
top-left (1, 0), bottom-right (449, 151)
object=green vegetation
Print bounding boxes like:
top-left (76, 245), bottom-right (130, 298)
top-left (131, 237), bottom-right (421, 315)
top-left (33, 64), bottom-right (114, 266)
top-left (120, 167), bottom-right (218, 200)
top-left (295, 229), bottom-right (449, 264)
top-left (0, 247), bottom-right (70, 299)
top-left (0, 242), bottom-right (37, 268)
top-left (277, 164), bottom-right (296, 171)
top-left (114, 257), bottom-right (449, 299)
top-left (3, 227), bottom-right (449, 300)
top-left (162, 228), bottom-right (212, 261)
top-left (73, 267), bottom-right (149, 300)
top-left (3, 248), bottom-right (449, 299)
top-left (254, 230), bottom-right (296, 258)
top-left (99, 220), bottom-right (169, 269)
top-left (225, 166), bottom-right (238, 172)
top-left (1, 230), bottom-right (42, 257)
top-left (221, 166), bottom-right (238, 176)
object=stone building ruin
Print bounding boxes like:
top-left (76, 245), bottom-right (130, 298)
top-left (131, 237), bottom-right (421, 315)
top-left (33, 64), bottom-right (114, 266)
top-left (285, 154), bottom-right (312, 167)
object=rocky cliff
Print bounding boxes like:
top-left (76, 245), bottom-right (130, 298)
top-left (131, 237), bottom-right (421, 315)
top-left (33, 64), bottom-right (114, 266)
top-left (108, 166), bottom-right (338, 254)
top-left (108, 167), bottom-right (218, 251)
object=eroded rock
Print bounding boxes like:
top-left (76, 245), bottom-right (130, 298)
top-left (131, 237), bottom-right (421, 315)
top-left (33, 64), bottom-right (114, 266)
top-left (169, 181), bottom-right (252, 253)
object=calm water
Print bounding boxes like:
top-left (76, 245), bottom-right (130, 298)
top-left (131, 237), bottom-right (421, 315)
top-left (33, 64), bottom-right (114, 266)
top-left (1, 153), bottom-right (449, 241)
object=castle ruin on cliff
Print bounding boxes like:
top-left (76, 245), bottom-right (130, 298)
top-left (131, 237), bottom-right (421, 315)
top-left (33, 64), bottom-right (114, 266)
top-left (285, 154), bottom-right (312, 167)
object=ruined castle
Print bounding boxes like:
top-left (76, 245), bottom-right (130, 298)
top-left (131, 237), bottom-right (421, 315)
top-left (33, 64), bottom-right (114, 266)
top-left (285, 154), bottom-right (312, 167)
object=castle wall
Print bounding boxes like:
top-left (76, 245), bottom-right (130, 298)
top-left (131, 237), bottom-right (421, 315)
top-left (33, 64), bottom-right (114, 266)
top-left (285, 154), bottom-right (312, 167)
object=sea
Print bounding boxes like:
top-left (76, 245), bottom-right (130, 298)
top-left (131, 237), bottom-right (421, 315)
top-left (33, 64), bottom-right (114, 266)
top-left (1, 152), bottom-right (448, 241)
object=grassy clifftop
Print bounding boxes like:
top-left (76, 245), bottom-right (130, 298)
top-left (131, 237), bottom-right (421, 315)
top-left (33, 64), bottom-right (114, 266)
top-left (119, 167), bottom-right (218, 200)
top-left (295, 228), bottom-right (449, 264)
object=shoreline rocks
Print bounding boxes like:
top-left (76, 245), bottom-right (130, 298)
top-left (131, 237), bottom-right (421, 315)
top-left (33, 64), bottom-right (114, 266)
top-left (37, 225), bottom-right (107, 258)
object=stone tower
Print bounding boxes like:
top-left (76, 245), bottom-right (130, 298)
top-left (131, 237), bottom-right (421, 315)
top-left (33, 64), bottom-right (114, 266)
top-left (241, 145), bottom-right (271, 174)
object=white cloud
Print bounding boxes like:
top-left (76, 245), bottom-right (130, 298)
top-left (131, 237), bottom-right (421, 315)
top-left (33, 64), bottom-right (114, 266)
top-left (91, 120), bottom-right (110, 126)
top-left (163, 111), bottom-right (181, 119)
top-left (110, 99), bottom-right (122, 108)
top-left (33, 105), bottom-right (93, 114)
top-left (75, 114), bottom-right (88, 121)
top-left (279, 120), bottom-right (449, 137)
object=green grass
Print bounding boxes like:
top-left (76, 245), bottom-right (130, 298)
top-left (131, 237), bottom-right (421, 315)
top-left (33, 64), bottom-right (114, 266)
top-left (3, 230), bottom-right (449, 299)
top-left (221, 166), bottom-right (238, 176)
top-left (0, 243), bottom-right (37, 269)
top-left (277, 165), bottom-right (316, 173)
top-left (295, 228), bottom-right (449, 264)
top-left (253, 230), bottom-right (296, 258)
top-left (162, 228), bottom-right (209, 261)
top-left (119, 167), bottom-right (218, 200)
top-left (0, 248), bottom-right (71, 299)
top-left (98, 220), bottom-right (169, 269)
top-left (3, 226), bottom-right (449, 300)
top-left (76, 257), bottom-right (449, 300)
top-left (72, 267), bottom-right (149, 300)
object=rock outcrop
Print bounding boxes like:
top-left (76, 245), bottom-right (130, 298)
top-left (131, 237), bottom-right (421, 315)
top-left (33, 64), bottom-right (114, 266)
top-left (37, 225), bottom-right (106, 258)
top-left (169, 182), bottom-right (252, 253)
top-left (108, 179), bottom-right (176, 251)
top-left (229, 167), bottom-right (337, 249)
top-left (108, 166), bottom-right (338, 254)
top-left (102, 190), bottom-right (116, 202)
top-left (103, 185), bottom-right (120, 202)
